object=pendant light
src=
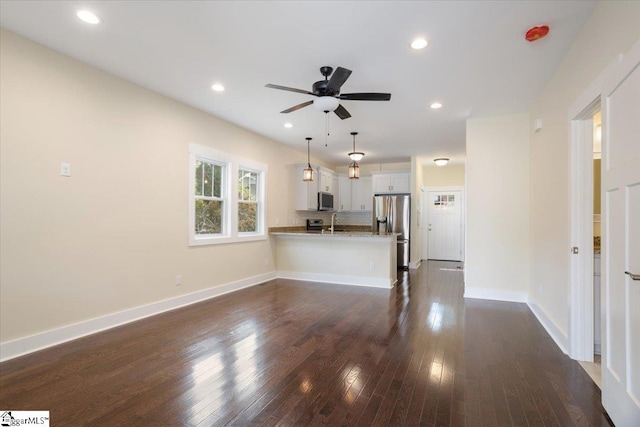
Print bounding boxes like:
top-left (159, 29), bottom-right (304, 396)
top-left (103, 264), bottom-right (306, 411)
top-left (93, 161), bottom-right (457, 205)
top-left (348, 132), bottom-right (362, 179)
top-left (303, 137), bottom-right (313, 182)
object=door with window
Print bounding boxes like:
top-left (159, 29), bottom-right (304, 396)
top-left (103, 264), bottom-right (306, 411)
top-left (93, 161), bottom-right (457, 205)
top-left (427, 191), bottom-right (462, 261)
top-left (600, 41), bottom-right (640, 426)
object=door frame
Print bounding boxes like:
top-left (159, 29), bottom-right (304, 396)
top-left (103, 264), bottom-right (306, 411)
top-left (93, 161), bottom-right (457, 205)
top-left (568, 55), bottom-right (622, 362)
top-left (422, 185), bottom-right (465, 263)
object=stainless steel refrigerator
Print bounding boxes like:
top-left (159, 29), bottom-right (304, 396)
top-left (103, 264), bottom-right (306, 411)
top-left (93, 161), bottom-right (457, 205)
top-left (372, 194), bottom-right (411, 269)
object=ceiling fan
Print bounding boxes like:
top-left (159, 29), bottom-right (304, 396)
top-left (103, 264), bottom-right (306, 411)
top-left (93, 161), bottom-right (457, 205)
top-left (265, 66), bottom-right (391, 120)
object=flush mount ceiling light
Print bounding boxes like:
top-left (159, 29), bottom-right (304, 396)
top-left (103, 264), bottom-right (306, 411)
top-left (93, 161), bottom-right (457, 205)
top-left (211, 83), bottom-right (225, 92)
top-left (284, 122), bottom-right (293, 128)
top-left (430, 102), bottom-right (443, 109)
top-left (411, 38), bottom-right (429, 50)
top-left (76, 10), bottom-right (101, 24)
top-left (348, 132), bottom-right (362, 179)
top-left (434, 158), bottom-right (449, 166)
top-left (313, 96), bottom-right (339, 112)
top-left (303, 137), bottom-right (314, 182)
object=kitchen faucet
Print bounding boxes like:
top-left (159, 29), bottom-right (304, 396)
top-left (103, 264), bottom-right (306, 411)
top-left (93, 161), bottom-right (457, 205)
top-left (330, 212), bottom-right (337, 234)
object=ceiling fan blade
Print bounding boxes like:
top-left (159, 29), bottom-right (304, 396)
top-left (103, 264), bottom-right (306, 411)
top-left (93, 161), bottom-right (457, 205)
top-left (334, 104), bottom-right (352, 120)
top-left (265, 84), bottom-right (316, 96)
top-left (339, 92), bottom-right (391, 101)
top-left (280, 100), bottom-right (314, 114)
top-left (326, 67), bottom-right (352, 94)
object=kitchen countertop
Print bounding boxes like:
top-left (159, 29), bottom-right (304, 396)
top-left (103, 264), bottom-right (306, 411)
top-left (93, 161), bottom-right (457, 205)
top-left (270, 230), bottom-right (398, 239)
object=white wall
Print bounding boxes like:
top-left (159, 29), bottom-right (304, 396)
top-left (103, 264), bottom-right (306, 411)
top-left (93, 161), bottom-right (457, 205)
top-left (0, 30), bottom-right (313, 345)
top-left (465, 114), bottom-right (530, 301)
top-left (528, 2), bottom-right (640, 337)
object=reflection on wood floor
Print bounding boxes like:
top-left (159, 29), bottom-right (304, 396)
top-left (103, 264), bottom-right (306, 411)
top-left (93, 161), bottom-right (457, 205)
top-left (0, 261), bottom-right (611, 426)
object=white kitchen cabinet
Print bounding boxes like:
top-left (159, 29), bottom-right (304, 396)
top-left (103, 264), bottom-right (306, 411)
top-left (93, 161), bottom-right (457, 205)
top-left (319, 169), bottom-right (334, 194)
top-left (333, 175), bottom-right (342, 211)
top-left (338, 175), bottom-right (352, 211)
top-left (352, 176), bottom-right (372, 211)
top-left (372, 171), bottom-right (410, 194)
top-left (295, 165), bottom-right (337, 211)
top-left (295, 165), bottom-right (318, 211)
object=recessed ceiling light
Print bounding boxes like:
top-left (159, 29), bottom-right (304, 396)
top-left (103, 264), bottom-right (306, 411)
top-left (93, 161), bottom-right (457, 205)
top-left (211, 84), bottom-right (225, 92)
top-left (411, 38), bottom-right (429, 50)
top-left (284, 123), bottom-right (293, 128)
top-left (430, 102), bottom-right (443, 109)
top-left (76, 10), bottom-right (101, 24)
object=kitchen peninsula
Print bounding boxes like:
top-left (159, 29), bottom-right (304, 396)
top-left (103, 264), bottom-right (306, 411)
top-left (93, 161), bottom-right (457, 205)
top-left (270, 229), bottom-right (398, 289)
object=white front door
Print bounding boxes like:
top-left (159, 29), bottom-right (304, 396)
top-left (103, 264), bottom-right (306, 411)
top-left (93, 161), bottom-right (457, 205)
top-left (427, 191), bottom-right (462, 261)
top-left (601, 41), bottom-right (640, 426)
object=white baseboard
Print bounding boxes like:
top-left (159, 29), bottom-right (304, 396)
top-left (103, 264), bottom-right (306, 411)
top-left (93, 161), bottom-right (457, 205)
top-left (277, 271), bottom-right (395, 289)
top-left (463, 287), bottom-right (528, 303)
top-left (527, 299), bottom-right (569, 355)
top-left (409, 259), bottom-right (422, 269)
top-left (0, 271), bottom-right (277, 362)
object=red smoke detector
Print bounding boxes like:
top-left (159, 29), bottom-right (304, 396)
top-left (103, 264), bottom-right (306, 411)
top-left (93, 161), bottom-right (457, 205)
top-left (525, 25), bottom-right (549, 42)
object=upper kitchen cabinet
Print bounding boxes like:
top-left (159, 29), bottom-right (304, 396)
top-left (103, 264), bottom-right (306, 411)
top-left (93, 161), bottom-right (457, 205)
top-left (371, 171), bottom-right (410, 194)
top-left (337, 175), bottom-right (352, 211)
top-left (319, 169), bottom-right (334, 194)
top-left (351, 176), bottom-right (373, 211)
top-left (295, 164), bottom-right (335, 211)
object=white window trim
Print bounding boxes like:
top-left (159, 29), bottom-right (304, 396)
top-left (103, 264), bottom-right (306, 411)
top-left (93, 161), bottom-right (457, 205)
top-left (189, 143), bottom-right (267, 246)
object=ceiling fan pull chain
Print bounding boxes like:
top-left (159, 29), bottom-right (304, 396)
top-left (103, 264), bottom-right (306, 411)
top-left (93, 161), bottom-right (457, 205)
top-left (325, 111), bottom-right (330, 147)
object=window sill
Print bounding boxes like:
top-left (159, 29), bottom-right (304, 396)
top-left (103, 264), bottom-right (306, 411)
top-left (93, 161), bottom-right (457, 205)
top-left (189, 233), bottom-right (266, 246)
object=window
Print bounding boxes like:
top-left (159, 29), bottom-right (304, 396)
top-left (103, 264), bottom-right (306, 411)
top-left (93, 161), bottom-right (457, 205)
top-left (189, 143), bottom-right (267, 246)
top-left (195, 159), bottom-right (225, 235)
top-left (238, 168), bottom-right (259, 234)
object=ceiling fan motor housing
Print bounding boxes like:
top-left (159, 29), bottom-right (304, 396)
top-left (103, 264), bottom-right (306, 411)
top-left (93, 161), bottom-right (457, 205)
top-left (313, 80), bottom-right (334, 96)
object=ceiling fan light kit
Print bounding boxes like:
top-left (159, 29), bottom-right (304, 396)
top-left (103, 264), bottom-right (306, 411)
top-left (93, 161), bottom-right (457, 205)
top-left (313, 96), bottom-right (339, 112)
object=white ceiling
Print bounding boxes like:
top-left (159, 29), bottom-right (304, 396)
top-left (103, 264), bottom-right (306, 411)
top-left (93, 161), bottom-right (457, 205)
top-left (0, 1), bottom-right (597, 165)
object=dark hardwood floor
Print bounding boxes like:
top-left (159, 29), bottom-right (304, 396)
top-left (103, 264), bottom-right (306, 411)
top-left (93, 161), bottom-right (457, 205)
top-left (0, 261), bottom-right (611, 426)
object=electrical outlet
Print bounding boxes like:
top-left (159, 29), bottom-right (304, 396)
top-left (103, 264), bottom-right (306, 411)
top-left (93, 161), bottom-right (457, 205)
top-left (264, 258), bottom-right (269, 266)
top-left (369, 262), bottom-right (375, 271)
top-left (176, 274), bottom-right (182, 286)
top-left (275, 217), bottom-right (280, 225)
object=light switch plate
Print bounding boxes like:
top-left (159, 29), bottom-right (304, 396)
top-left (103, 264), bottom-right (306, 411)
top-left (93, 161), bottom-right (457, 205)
top-left (60, 163), bottom-right (71, 177)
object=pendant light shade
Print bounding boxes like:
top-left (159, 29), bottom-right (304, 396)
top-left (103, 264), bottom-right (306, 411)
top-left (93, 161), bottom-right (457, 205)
top-left (348, 132), bottom-right (363, 179)
top-left (348, 160), bottom-right (360, 179)
top-left (303, 137), bottom-right (313, 181)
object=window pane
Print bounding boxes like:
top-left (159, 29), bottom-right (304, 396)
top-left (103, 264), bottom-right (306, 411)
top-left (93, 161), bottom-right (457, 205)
top-left (213, 164), bottom-right (222, 198)
top-left (195, 160), bottom-right (203, 196)
top-left (195, 199), bottom-right (223, 234)
top-left (238, 202), bottom-right (257, 233)
top-left (204, 162), bottom-right (213, 197)
top-left (239, 170), bottom-right (258, 201)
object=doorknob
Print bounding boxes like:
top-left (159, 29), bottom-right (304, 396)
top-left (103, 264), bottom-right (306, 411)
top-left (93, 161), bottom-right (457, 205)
top-left (625, 271), bottom-right (640, 281)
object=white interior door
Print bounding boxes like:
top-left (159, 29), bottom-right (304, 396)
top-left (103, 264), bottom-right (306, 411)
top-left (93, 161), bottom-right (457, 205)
top-left (427, 191), bottom-right (462, 261)
top-left (601, 41), bottom-right (640, 426)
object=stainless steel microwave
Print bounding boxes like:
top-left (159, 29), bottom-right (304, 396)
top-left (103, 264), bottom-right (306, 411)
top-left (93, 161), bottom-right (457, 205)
top-left (318, 192), bottom-right (334, 211)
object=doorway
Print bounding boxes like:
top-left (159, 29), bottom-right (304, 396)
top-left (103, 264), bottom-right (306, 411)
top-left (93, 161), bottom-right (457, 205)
top-left (423, 186), bottom-right (464, 262)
